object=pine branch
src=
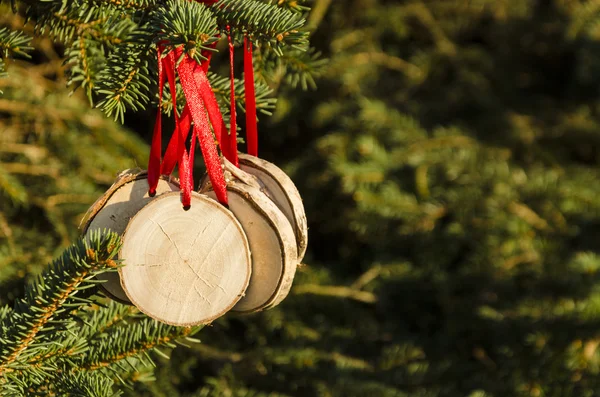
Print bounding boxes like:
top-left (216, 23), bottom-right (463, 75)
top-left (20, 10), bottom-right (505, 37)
top-left (85, 0), bottom-right (154, 12)
top-left (0, 59), bottom-right (5, 94)
top-left (4, 0), bottom-right (316, 119)
top-left (30, 2), bottom-right (106, 43)
top-left (95, 39), bottom-right (153, 122)
top-left (65, 37), bottom-right (106, 104)
top-left (50, 371), bottom-right (121, 397)
top-left (208, 72), bottom-right (276, 115)
top-left (0, 27), bottom-right (32, 59)
top-left (78, 301), bottom-right (138, 339)
top-left (212, 0), bottom-right (308, 55)
top-left (269, 0), bottom-right (310, 13)
top-left (0, 230), bottom-right (121, 375)
top-left (151, 0), bottom-right (219, 64)
top-left (254, 45), bottom-right (326, 90)
top-left (293, 284), bottom-right (378, 304)
top-left (0, 164), bottom-right (27, 205)
top-left (80, 318), bottom-right (200, 371)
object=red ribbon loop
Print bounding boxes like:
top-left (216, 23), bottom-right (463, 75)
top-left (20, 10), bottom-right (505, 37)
top-left (244, 37), bottom-right (258, 157)
top-left (177, 50), bottom-right (228, 205)
top-left (149, 43), bottom-right (228, 207)
top-left (227, 30), bottom-right (239, 166)
top-left (148, 46), bottom-right (166, 196)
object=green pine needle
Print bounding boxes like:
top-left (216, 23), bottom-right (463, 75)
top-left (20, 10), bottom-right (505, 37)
top-left (212, 0), bottom-right (309, 55)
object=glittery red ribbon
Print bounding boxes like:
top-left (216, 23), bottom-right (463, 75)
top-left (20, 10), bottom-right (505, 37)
top-left (148, 45), bottom-right (228, 207)
top-left (177, 49), bottom-right (228, 205)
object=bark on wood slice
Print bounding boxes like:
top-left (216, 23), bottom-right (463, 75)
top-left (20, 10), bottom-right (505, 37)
top-left (206, 178), bottom-right (298, 313)
top-left (119, 191), bottom-right (251, 325)
top-left (237, 153), bottom-right (308, 263)
top-left (82, 169), bottom-right (179, 304)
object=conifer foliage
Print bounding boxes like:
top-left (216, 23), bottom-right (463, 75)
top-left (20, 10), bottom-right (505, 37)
top-left (0, 0), bottom-right (319, 395)
top-left (0, 230), bottom-right (201, 396)
top-left (6, 0), bottom-right (600, 396)
top-left (0, 0), bottom-right (321, 122)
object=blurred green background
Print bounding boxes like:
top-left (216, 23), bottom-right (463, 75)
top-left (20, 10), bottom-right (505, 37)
top-left (4, 0), bottom-right (600, 396)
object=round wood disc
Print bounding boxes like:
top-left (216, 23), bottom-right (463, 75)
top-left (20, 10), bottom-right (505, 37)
top-left (119, 191), bottom-right (251, 325)
top-left (206, 180), bottom-right (298, 313)
top-left (238, 153), bottom-right (308, 263)
top-left (82, 170), bottom-right (179, 304)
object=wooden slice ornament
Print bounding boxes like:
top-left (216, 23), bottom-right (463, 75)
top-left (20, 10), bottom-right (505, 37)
top-left (203, 160), bottom-right (298, 313)
top-left (119, 191), bottom-right (251, 325)
top-left (237, 153), bottom-right (308, 263)
top-left (82, 169), bottom-right (179, 304)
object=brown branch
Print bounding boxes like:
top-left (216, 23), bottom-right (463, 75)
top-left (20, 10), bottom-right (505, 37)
top-left (1, 162), bottom-right (59, 177)
top-left (350, 265), bottom-right (382, 290)
top-left (508, 201), bottom-right (550, 231)
top-left (294, 284), bottom-right (377, 304)
top-left (306, 0), bottom-right (333, 34)
top-left (341, 52), bottom-right (424, 80)
top-left (78, 37), bottom-right (94, 92)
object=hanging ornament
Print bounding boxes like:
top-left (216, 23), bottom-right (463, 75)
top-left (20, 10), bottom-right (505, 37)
top-left (196, 32), bottom-right (308, 312)
top-left (218, 37), bottom-right (307, 253)
top-left (119, 191), bottom-right (251, 325)
top-left (148, 46), bottom-right (228, 208)
top-left (201, 159), bottom-right (298, 312)
top-left (237, 153), bottom-right (308, 263)
top-left (81, 169), bottom-right (178, 304)
top-left (116, 41), bottom-right (250, 324)
top-left (83, 24), bottom-right (307, 324)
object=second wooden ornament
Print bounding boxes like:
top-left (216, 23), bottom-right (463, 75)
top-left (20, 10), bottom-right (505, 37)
top-left (237, 153), bottom-right (308, 263)
top-left (204, 162), bottom-right (298, 313)
top-left (82, 169), bottom-right (178, 304)
top-left (119, 191), bottom-right (252, 326)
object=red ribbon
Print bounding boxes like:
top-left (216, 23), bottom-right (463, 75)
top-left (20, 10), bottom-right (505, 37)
top-left (148, 46), bottom-right (165, 196)
top-left (177, 50), bottom-right (228, 205)
top-left (244, 37), bottom-right (258, 157)
top-left (227, 29), bottom-right (239, 166)
top-left (148, 44), bottom-right (228, 207)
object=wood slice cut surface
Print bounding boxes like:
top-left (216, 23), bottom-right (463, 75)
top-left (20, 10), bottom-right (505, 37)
top-left (83, 170), bottom-right (178, 304)
top-left (119, 191), bottom-right (251, 325)
top-left (238, 154), bottom-right (308, 263)
top-left (207, 180), bottom-right (298, 313)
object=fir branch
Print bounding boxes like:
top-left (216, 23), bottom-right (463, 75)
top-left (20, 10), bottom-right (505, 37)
top-left (65, 36), bottom-right (106, 104)
top-left (0, 27), bottom-right (32, 59)
top-left (293, 284), bottom-right (378, 304)
top-left (0, 230), bottom-right (121, 375)
top-left (208, 72), bottom-right (276, 115)
top-left (212, 0), bottom-right (308, 55)
top-left (272, 0), bottom-right (310, 13)
top-left (95, 39), bottom-right (153, 122)
top-left (151, 0), bottom-right (219, 64)
top-left (86, 0), bottom-right (154, 11)
top-left (254, 45), bottom-right (326, 90)
top-left (0, 164), bottom-right (27, 205)
top-left (81, 319), bottom-right (201, 371)
top-left (79, 302), bottom-right (137, 338)
top-left (51, 371), bottom-right (121, 397)
top-left (0, 59), bottom-right (5, 94)
top-left (31, 3), bottom-right (105, 43)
